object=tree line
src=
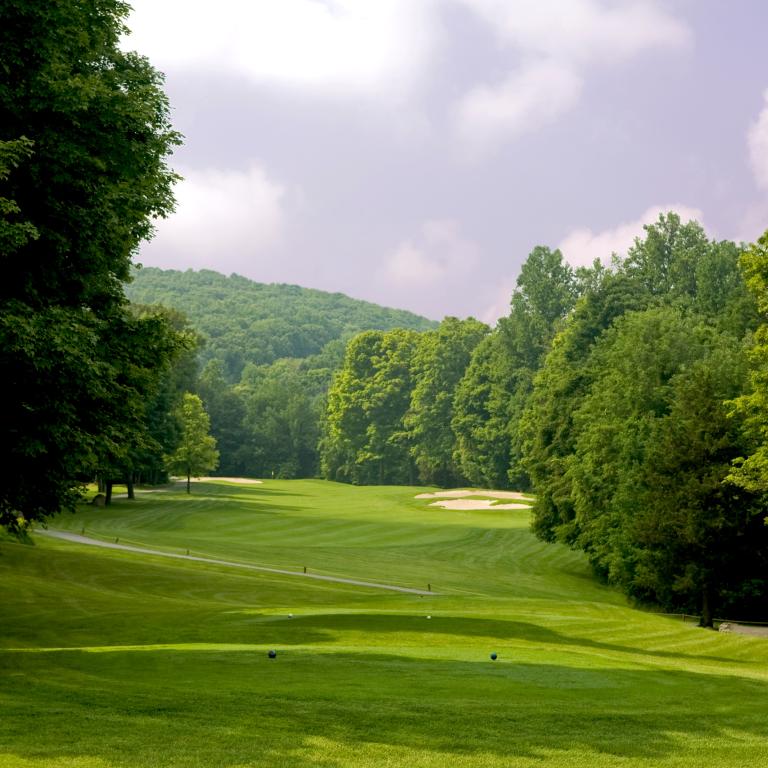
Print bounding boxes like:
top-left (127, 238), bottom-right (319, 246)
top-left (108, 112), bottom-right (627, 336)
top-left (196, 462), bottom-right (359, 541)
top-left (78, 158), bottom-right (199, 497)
top-left (3, 2), bottom-right (766, 624)
top-left (320, 215), bottom-right (768, 624)
top-left (0, 1), bottom-right (219, 529)
top-left (124, 267), bottom-right (438, 480)
top-left (126, 267), bottom-right (436, 381)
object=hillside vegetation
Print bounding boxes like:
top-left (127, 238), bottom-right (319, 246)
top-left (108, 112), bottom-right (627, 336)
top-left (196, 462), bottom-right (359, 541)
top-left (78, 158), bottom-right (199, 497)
top-left (2, 480), bottom-right (767, 768)
top-left (124, 267), bottom-right (441, 480)
top-left (126, 267), bottom-right (437, 381)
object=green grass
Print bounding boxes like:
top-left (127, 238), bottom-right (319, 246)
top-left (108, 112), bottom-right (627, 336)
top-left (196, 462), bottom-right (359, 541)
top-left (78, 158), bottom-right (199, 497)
top-left (2, 479), bottom-right (767, 767)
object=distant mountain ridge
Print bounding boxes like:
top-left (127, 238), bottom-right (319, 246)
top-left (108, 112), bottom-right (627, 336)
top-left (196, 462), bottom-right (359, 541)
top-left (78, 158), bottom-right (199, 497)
top-left (126, 267), bottom-right (437, 380)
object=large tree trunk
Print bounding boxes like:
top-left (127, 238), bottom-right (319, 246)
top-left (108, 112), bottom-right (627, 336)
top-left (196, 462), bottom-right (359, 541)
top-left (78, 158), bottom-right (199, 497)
top-left (699, 584), bottom-right (714, 628)
top-left (126, 472), bottom-right (135, 500)
top-left (105, 480), bottom-right (113, 506)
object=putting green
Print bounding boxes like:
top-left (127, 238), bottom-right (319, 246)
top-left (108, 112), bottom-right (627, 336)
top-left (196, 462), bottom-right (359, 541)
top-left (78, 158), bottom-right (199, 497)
top-left (1, 479), bottom-right (767, 767)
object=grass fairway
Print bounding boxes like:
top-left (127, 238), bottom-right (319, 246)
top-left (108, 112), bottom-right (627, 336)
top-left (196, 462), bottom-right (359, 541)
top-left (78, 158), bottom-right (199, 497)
top-left (1, 480), bottom-right (767, 767)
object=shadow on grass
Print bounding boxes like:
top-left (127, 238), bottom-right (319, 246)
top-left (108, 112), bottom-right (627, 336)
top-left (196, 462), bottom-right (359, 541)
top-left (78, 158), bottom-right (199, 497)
top-left (196, 483), bottom-right (311, 499)
top-left (101, 493), bottom-right (311, 518)
top-left (0, 648), bottom-right (766, 766)
top-left (254, 613), bottom-right (742, 664)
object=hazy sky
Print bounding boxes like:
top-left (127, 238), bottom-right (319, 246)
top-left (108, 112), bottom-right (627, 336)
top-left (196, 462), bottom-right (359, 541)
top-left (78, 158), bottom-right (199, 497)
top-left (126, 0), bottom-right (768, 322)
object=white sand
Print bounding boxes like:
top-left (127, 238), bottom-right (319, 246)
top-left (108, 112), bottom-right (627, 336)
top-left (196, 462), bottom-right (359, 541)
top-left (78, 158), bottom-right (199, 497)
top-left (191, 477), bottom-right (263, 484)
top-left (415, 489), bottom-right (529, 500)
top-left (428, 499), bottom-right (531, 510)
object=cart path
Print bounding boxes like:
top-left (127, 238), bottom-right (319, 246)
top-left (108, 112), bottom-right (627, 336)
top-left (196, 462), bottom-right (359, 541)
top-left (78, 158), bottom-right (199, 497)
top-left (36, 529), bottom-right (436, 596)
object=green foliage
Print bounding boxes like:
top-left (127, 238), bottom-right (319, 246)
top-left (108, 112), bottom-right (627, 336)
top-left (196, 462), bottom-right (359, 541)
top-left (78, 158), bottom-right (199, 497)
top-left (0, 137), bottom-right (38, 253)
top-left (238, 359), bottom-right (322, 478)
top-left (125, 269), bottom-right (437, 480)
top-left (522, 270), bottom-right (652, 542)
top-left (451, 332), bottom-right (515, 488)
top-left (728, 230), bottom-right (768, 493)
top-left (406, 317), bottom-right (489, 486)
top-left (0, 306), bottom-right (106, 531)
top-left (126, 268), bottom-right (437, 380)
top-left (567, 309), bottom-right (766, 622)
top-left (196, 360), bottom-right (254, 477)
top-left (321, 329), bottom-right (422, 484)
top-left (0, 1), bottom-right (180, 527)
top-left (127, 305), bottom-right (201, 485)
top-left (522, 215), bottom-right (767, 621)
top-left (95, 307), bottom-right (198, 487)
top-left (452, 247), bottom-right (578, 489)
top-left (166, 393), bottom-right (219, 492)
top-left (0, 1), bottom-right (180, 312)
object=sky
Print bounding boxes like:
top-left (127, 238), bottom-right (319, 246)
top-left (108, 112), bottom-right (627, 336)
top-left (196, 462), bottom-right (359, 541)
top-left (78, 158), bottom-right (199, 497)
top-left (126, 0), bottom-right (768, 323)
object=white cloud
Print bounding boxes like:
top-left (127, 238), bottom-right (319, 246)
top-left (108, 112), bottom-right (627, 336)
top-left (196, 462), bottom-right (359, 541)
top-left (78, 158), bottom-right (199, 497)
top-left (451, 0), bottom-right (690, 154)
top-left (454, 0), bottom-right (691, 65)
top-left (125, 1), bottom-right (690, 150)
top-left (558, 204), bottom-right (705, 268)
top-left (139, 164), bottom-right (286, 271)
top-left (382, 219), bottom-right (479, 285)
top-left (125, 0), bottom-right (438, 100)
top-left (748, 89), bottom-right (768, 190)
top-left (455, 60), bottom-right (583, 153)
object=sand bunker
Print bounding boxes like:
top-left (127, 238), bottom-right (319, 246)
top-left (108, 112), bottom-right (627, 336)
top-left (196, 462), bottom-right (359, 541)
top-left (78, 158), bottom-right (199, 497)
top-left (415, 489), bottom-right (529, 500)
top-left (192, 477), bottom-right (263, 484)
top-left (428, 499), bottom-right (531, 510)
top-left (415, 489), bottom-right (532, 511)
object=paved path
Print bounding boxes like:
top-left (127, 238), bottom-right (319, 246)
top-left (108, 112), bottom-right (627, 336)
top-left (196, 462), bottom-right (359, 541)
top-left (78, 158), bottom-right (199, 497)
top-left (36, 530), bottom-right (436, 596)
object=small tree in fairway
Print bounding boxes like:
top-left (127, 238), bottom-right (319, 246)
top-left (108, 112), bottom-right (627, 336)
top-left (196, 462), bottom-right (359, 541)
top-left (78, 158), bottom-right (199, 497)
top-left (167, 394), bottom-right (219, 493)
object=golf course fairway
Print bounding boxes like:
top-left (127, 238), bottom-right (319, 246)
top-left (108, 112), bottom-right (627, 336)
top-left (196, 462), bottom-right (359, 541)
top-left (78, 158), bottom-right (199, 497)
top-left (1, 479), bottom-right (767, 767)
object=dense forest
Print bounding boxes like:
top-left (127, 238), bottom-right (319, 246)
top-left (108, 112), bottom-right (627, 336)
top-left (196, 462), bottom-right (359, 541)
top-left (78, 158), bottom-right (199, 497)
top-left (322, 215), bottom-right (768, 624)
top-left (1, 0), bottom-right (189, 529)
top-left (2, 1), bottom-right (767, 627)
top-left (127, 267), bottom-right (436, 380)
top-left (125, 268), bottom-right (437, 479)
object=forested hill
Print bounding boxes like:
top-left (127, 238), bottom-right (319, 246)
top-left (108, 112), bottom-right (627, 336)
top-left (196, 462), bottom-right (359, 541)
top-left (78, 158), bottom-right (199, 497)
top-left (126, 267), bottom-right (437, 380)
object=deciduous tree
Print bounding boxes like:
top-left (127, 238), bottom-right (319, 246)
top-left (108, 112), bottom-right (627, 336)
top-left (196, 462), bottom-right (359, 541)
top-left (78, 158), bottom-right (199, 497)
top-left (0, 1), bottom-right (180, 528)
top-left (166, 394), bottom-right (219, 493)
top-left (406, 318), bottom-right (488, 486)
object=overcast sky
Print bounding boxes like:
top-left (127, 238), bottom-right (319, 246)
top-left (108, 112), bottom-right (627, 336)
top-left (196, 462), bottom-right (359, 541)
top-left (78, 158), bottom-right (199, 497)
top-left (126, 0), bottom-right (768, 322)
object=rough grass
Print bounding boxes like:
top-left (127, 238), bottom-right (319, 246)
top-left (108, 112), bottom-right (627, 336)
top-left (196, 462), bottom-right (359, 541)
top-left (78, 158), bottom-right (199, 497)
top-left (1, 479), bottom-right (767, 767)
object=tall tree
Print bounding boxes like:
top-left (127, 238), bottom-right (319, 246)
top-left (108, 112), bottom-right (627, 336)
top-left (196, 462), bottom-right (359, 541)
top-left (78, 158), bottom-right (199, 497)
top-left (406, 317), bottom-right (488, 486)
top-left (452, 246), bottom-right (577, 489)
top-left (0, 1), bottom-right (180, 529)
top-left (0, 137), bottom-right (37, 253)
top-left (451, 332), bottom-right (515, 489)
top-left (197, 360), bottom-right (253, 477)
top-left (524, 215), bottom-right (757, 545)
top-left (728, 230), bottom-right (768, 493)
top-left (239, 359), bottom-right (321, 478)
top-left (128, 305), bottom-right (201, 488)
top-left (567, 308), bottom-right (764, 624)
top-left (321, 329), bottom-right (421, 484)
top-left (95, 306), bottom-right (196, 503)
top-left (166, 394), bottom-right (219, 494)
top-left (522, 269), bottom-right (651, 542)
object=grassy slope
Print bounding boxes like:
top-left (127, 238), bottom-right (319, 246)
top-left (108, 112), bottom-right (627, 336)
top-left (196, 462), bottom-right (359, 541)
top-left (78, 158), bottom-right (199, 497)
top-left (1, 480), bottom-right (767, 768)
